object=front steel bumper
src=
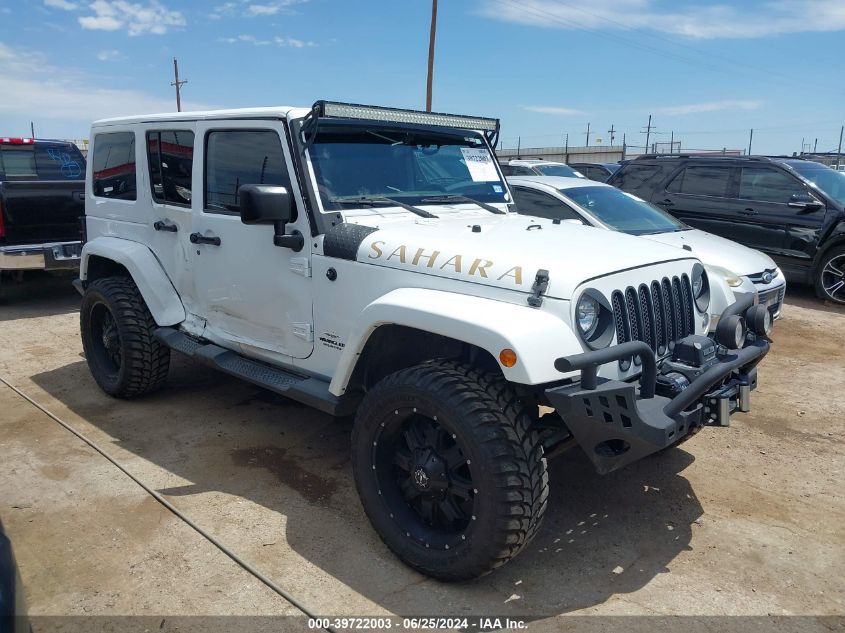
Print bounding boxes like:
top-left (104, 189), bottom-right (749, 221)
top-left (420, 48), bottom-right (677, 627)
top-left (0, 241), bottom-right (81, 272)
top-left (545, 337), bottom-right (769, 474)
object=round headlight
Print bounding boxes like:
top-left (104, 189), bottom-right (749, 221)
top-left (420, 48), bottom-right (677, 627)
top-left (715, 314), bottom-right (746, 349)
top-left (576, 294), bottom-right (600, 339)
top-left (691, 265), bottom-right (710, 313)
top-left (745, 304), bottom-right (773, 337)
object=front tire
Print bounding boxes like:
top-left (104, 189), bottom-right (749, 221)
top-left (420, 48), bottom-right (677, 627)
top-left (815, 247), bottom-right (845, 304)
top-left (80, 276), bottom-right (170, 398)
top-left (351, 361), bottom-right (548, 580)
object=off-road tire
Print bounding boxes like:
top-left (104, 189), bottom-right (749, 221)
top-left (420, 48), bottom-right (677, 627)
top-left (80, 276), bottom-right (170, 398)
top-left (814, 246), bottom-right (845, 305)
top-left (351, 360), bottom-right (548, 580)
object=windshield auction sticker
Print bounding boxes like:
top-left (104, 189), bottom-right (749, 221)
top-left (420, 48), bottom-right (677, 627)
top-left (460, 147), bottom-right (499, 182)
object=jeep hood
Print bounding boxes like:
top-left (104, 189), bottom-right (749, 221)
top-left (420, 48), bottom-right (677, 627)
top-left (344, 212), bottom-right (696, 299)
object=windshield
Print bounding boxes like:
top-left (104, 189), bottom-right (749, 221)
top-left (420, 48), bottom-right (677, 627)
top-left (307, 124), bottom-right (508, 211)
top-left (789, 162), bottom-right (845, 206)
top-left (562, 186), bottom-right (688, 235)
top-left (533, 163), bottom-right (583, 178)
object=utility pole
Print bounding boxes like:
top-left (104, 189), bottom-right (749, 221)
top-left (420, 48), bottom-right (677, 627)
top-left (608, 124), bottom-right (616, 145)
top-left (670, 130), bottom-right (674, 154)
top-left (30, 122), bottom-right (35, 138)
top-left (622, 132), bottom-right (627, 160)
top-left (171, 58), bottom-right (187, 112)
top-left (564, 133), bottom-right (569, 161)
top-left (425, 0), bottom-right (438, 112)
top-left (800, 137), bottom-right (805, 155)
top-left (642, 115), bottom-right (654, 154)
top-left (748, 128), bottom-right (754, 156)
top-left (814, 138), bottom-right (818, 153)
top-left (517, 136), bottom-right (521, 158)
top-left (837, 125), bottom-right (843, 169)
top-left (584, 122), bottom-right (591, 146)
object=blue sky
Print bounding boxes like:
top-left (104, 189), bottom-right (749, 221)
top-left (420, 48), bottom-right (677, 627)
top-left (1, 0), bottom-right (843, 155)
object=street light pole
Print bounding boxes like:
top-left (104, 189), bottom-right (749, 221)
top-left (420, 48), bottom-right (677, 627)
top-left (425, 0), bottom-right (438, 112)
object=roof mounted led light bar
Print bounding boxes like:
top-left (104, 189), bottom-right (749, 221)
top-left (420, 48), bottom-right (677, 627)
top-left (301, 101), bottom-right (501, 152)
top-left (315, 100), bottom-right (499, 133)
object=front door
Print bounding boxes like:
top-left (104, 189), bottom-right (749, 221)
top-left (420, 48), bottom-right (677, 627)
top-left (188, 120), bottom-right (314, 360)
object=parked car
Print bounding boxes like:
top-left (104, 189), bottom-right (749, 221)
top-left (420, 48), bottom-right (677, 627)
top-left (0, 137), bottom-right (86, 294)
top-left (77, 101), bottom-right (772, 580)
top-left (608, 155), bottom-right (845, 304)
top-left (500, 158), bottom-right (586, 178)
top-left (568, 162), bottom-right (620, 182)
top-left (508, 175), bottom-right (786, 322)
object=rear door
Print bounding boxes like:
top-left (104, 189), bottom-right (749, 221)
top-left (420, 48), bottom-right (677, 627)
top-left (655, 164), bottom-right (745, 240)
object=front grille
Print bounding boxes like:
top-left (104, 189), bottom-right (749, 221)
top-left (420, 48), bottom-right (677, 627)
top-left (759, 285), bottom-right (786, 318)
top-left (748, 268), bottom-right (779, 285)
top-left (611, 275), bottom-right (695, 367)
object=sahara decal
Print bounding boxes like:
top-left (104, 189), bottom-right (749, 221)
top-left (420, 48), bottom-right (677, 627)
top-left (366, 240), bottom-right (524, 285)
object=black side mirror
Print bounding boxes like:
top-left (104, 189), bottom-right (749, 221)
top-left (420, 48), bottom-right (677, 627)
top-left (787, 193), bottom-right (824, 212)
top-left (239, 185), bottom-right (292, 224)
top-left (238, 185), bottom-right (303, 251)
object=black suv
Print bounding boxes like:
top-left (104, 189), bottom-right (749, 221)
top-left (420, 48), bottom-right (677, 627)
top-left (608, 155), bottom-right (845, 304)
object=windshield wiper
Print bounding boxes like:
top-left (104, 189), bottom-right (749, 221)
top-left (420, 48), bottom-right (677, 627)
top-left (328, 195), bottom-right (437, 219)
top-left (420, 194), bottom-right (505, 215)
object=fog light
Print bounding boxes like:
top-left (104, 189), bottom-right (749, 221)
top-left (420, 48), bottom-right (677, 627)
top-left (715, 314), bottom-right (746, 349)
top-left (745, 304), bottom-right (773, 337)
top-left (499, 348), bottom-right (518, 367)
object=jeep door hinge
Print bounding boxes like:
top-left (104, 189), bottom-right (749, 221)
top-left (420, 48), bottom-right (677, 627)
top-left (290, 257), bottom-right (311, 278)
top-left (528, 269), bottom-right (550, 308)
top-left (292, 322), bottom-right (314, 342)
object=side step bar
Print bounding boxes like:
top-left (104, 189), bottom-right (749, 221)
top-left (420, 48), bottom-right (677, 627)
top-left (155, 327), bottom-right (357, 417)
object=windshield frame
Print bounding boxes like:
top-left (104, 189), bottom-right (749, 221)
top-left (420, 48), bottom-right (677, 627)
top-left (559, 185), bottom-right (690, 235)
top-left (296, 118), bottom-right (511, 219)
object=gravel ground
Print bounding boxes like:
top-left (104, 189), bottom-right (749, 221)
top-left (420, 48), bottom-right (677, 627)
top-left (0, 273), bottom-right (842, 629)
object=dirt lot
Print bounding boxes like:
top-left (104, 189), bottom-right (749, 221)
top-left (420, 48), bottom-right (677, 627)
top-left (0, 273), bottom-right (843, 627)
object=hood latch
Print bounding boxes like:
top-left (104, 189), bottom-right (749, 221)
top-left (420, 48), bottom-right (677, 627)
top-left (528, 269), bottom-right (550, 308)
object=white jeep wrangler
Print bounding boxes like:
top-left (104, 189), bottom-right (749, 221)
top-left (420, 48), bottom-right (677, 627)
top-left (76, 101), bottom-right (772, 580)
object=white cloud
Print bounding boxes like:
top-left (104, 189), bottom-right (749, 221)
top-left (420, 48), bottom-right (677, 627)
top-left (44, 0), bottom-right (78, 10)
top-left (0, 41), bottom-right (213, 125)
top-left (655, 100), bottom-right (763, 116)
top-left (221, 33), bottom-right (314, 47)
top-left (96, 49), bottom-right (124, 61)
top-left (211, 0), bottom-right (307, 19)
top-left (478, 0), bottom-right (845, 39)
top-left (523, 106), bottom-right (582, 115)
top-left (79, 0), bottom-right (185, 36)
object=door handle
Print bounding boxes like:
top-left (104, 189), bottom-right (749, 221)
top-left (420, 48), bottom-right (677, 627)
top-left (739, 208), bottom-right (757, 216)
top-left (189, 232), bottom-right (221, 246)
top-left (154, 220), bottom-right (178, 233)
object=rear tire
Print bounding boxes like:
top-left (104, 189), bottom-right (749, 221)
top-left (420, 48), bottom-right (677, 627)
top-left (815, 247), bottom-right (845, 305)
top-left (80, 276), bottom-right (170, 398)
top-left (351, 360), bottom-right (548, 580)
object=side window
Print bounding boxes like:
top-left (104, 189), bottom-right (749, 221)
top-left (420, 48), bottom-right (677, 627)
top-left (738, 167), bottom-right (806, 203)
top-left (666, 166), bottom-right (732, 197)
top-left (204, 130), bottom-right (293, 215)
top-left (147, 130), bottom-right (194, 206)
top-left (512, 187), bottom-right (584, 221)
top-left (500, 164), bottom-right (516, 176)
top-left (611, 163), bottom-right (674, 192)
top-left (92, 132), bottom-right (136, 200)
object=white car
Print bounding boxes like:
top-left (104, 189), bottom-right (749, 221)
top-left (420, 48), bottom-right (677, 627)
top-left (500, 159), bottom-right (587, 179)
top-left (76, 101), bottom-right (773, 580)
top-left (508, 175), bottom-right (787, 323)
